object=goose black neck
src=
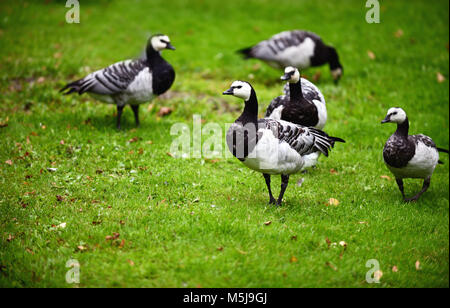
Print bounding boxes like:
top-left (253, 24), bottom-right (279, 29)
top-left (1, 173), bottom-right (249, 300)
top-left (327, 46), bottom-right (342, 70)
top-left (289, 80), bottom-right (303, 101)
top-left (146, 45), bottom-right (163, 65)
top-left (395, 117), bottom-right (409, 137)
top-left (238, 88), bottom-right (258, 126)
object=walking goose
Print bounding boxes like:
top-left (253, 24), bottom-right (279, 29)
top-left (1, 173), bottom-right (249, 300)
top-left (382, 107), bottom-right (448, 202)
top-left (60, 34), bottom-right (176, 129)
top-left (238, 30), bottom-right (343, 83)
top-left (266, 66), bottom-right (327, 169)
top-left (223, 81), bottom-right (345, 205)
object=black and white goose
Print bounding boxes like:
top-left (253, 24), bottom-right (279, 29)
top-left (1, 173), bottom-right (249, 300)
top-left (223, 81), bottom-right (345, 205)
top-left (238, 30), bottom-right (343, 83)
top-left (60, 34), bottom-right (176, 129)
top-left (382, 107), bottom-right (448, 202)
top-left (266, 66), bottom-right (327, 169)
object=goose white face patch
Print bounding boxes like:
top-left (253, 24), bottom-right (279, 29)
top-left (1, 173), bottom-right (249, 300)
top-left (386, 107), bottom-right (407, 124)
top-left (230, 81), bottom-right (252, 101)
top-left (151, 35), bottom-right (171, 51)
top-left (284, 66), bottom-right (300, 83)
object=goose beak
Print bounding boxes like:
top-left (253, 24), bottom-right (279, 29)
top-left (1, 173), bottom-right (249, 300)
top-left (280, 74), bottom-right (290, 81)
top-left (222, 88), bottom-right (233, 95)
top-left (166, 43), bottom-right (176, 50)
top-left (381, 116), bottom-right (390, 124)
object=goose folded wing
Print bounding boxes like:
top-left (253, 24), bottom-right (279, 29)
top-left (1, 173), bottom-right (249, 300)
top-left (262, 119), bottom-right (334, 156)
top-left (64, 59), bottom-right (148, 95)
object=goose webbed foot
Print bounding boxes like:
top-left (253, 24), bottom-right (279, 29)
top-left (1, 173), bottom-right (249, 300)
top-left (116, 105), bottom-right (125, 130)
top-left (263, 174), bottom-right (276, 205)
top-left (276, 174), bottom-right (290, 206)
top-left (131, 104), bottom-right (140, 127)
top-left (403, 177), bottom-right (431, 203)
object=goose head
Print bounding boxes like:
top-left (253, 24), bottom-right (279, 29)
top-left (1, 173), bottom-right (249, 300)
top-left (280, 66), bottom-right (300, 83)
top-left (382, 107), bottom-right (407, 124)
top-left (149, 34), bottom-right (175, 52)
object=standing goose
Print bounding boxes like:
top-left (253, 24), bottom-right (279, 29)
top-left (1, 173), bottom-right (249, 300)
top-left (266, 66), bottom-right (327, 169)
top-left (382, 107), bottom-right (448, 202)
top-left (60, 34), bottom-right (176, 129)
top-left (223, 81), bottom-right (345, 205)
top-left (238, 30), bottom-right (343, 83)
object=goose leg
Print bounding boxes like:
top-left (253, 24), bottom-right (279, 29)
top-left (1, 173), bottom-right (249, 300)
top-left (276, 174), bottom-right (290, 206)
top-left (405, 176), bottom-right (431, 203)
top-left (395, 178), bottom-right (405, 200)
top-left (131, 105), bottom-right (140, 127)
top-left (263, 173), bottom-right (276, 204)
top-left (116, 105), bottom-right (125, 130)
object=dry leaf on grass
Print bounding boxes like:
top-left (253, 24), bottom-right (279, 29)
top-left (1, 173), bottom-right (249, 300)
top-left (367, 50), bottom-right (376, 60)
top-left (437, 72), bottom-right (446, 83)
top-left (158, 107), bottom-right (173, 117)
top-left (263, 221), bottom-right (272, 226)
top-left (374, 270), bottom-right (383, 281)
top-left (392, 266), bottom-right (399, 272)
top-left (290, 256), bottom-right (298, 263)
top-left (127, 259), bottom-right (135, 266)
top-left (5, 160), bottom-right (13, 165)
top-left (415, 260), bottom-right (421, 270)
top-left (380, 175), bottom-right (392, 181)
top-left (327, 198), bottom-right (340, 206)
top-left (394, 29), bottom-right (404, 38)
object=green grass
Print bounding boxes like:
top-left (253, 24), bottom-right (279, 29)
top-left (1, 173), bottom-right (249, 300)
top-left (0, 0), bottom-right (448, 288)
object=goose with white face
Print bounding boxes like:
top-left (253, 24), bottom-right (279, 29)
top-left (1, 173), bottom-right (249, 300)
top-left (281, 66), bottom-right (300, 83)
top-left (150, 34), bottom-right (175, 51)
top-left (382, 107), bottom-right (407, 124)
top-left (222, 81), bottom-right (253, 101)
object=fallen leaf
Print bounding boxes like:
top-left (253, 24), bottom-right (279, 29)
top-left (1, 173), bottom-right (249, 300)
top-left (339, 241), bottom-right (347, 247)
top-left (263, 221), bottom-right (272, 226)
top-left (291, 235), bottom-right (297, 241)
top-left (325, 262), bottom-right (338, 271)
top-left (437, 72), bottom-right (446, 83)
top-left (128, 137), bottom-right (139, 143)
top-left (394, 29), bottom-right (404, 38)
top-left (367, 50), bottom-right (376, 60)
top-left (119, 239), bottom-right (125, 248)
top-left (166, 152), bottom-right (174, 157)
top-left (47, 168), bottom-right (57, 172)
top-left (56, 222), bottom-right (66, 229)
top-left (380, 175), bottom-right (391, 181)
top-left (127, 259), bottom-right (135, 266)
top-left (374, 270), bottom-right (383, 281)
top-left (236, 249), bottom-right (247, 255)
top-left (217, 247), bottom-right (223, 251)
top-left (26, 248), bottom-right (34, 255)
top-left (325, 237), bottom-right (331, 248)
top-left (330, 168), bottom-right (338, 174)
top-left (56, 195), bottom-right (64, 202)
top-left (290, 256), bottom-right (298, 263)
top-left (5, 160), bottom-right (12, 165)
top-left (7, 234), bottom-right (15, 242)
top-left (77, 245), bottom-right (86, 251)
top-left (157, 107), bottom-right (173, 117)
top-left (327, 198), bottom-right (340, 206)
top-left (415, 260), bottom-right (421, 270)
top-left (312, 71), bottom-right (321, 82)
top-left (392, 266), bottom-right (399, 272)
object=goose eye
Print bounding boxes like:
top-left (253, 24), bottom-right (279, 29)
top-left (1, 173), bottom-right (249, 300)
top-left (392, 112), bottom-right (398, 115)
top-left (236, 86), bottom-right (242, 89)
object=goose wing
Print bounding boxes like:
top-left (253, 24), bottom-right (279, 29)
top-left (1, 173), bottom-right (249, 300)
top-left (61, 59), bottom-right (149, 95)
top-left (261, 119), bottom-right (343, 157)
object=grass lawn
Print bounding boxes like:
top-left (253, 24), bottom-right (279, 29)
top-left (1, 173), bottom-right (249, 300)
top-left (0, 0), bottom-right (448, 288)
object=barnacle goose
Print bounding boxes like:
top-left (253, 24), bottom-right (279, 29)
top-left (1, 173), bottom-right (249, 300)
top-left (266, 66), bottom-right (327, 169)
top-left (238, 30), bottom-right (343, 83)
top-left (382, 107), bottom-right (448, 202)
top-left (60, 34), bottom-right (176, 129)
top-left (223, 81), bottom-right (345, 205)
